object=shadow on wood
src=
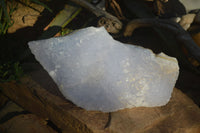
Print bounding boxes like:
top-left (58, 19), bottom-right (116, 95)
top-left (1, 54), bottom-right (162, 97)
top-left (0, 75), bottom-right (200, 133)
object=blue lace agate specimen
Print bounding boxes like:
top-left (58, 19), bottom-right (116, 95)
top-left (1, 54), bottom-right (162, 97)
top-left (28, 27), bottom-right (179, 112)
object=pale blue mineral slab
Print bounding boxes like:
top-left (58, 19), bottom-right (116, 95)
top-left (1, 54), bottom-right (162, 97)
top-left (28, 27), bottom-right (179, 112)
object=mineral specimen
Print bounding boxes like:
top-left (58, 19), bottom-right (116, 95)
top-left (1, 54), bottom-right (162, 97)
top-left (28, 27), bottom-right (179, 112)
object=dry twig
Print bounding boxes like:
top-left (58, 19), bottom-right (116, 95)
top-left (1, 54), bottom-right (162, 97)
top-left (69, 0), bottom-right (122, 33)
top-left (105, 0), bottom-right (125, 20)
top-left (124, 18), bottom-right (200, 64)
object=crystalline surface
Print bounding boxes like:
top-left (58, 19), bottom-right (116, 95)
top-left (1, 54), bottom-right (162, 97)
top-left (28, 27), bottom-right (179, 112)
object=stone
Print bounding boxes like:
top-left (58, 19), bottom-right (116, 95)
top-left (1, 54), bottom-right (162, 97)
top-left (28, 27), bottom-right (179, 112)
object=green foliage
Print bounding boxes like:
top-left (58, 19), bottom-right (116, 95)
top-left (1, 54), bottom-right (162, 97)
top-left (29, 0), bottom-right (52, 13)
top-left (22, 0), bottom-right (52, 12)
top-left (0, 0), bottom-right (16, 35)
top-left (0, 0), bottom-right (52, 35)
top-left (0, 62), bottom-right (24, 82)
top-left (60, 28), bottom-right (73, 36)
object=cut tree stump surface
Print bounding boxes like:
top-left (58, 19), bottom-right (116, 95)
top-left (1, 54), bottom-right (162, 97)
top-left (1, 74), bottom-right (200, 133)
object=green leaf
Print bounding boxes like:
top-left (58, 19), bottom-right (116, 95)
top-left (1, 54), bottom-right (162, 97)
top-left (30, 0), bottom-right (52, 13)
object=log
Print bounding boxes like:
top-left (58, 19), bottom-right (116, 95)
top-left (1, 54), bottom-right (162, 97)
top-left (0, 76), bottom-right (109, 133)
top-left (1, 75), bottom-right (200, 133)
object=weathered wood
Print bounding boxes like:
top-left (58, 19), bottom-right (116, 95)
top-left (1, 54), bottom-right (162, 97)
top-left (0, 93), bottom-right (9, 108)
top-left (69, 0), bottom-right (122, 33)
top-left (109, 88), bottom-right (200, 133)
top-left (0, 114), bottom-right (57, 133)
top-left (1, 75), bottom-right (200, 133)
top-left (0, 76), bottom-right (109, 133)
top-left (39, 1), bottom-right (82, 39)
top-left (124, 18), bottom-right (200, 74)
top-left (124, 18), bottom-right (200, 62)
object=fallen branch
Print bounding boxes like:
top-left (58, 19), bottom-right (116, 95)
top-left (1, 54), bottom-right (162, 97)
top-left (69, 0), bottom-right (122, 33)
top-left (124, 18), bottom-right (200, 69)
